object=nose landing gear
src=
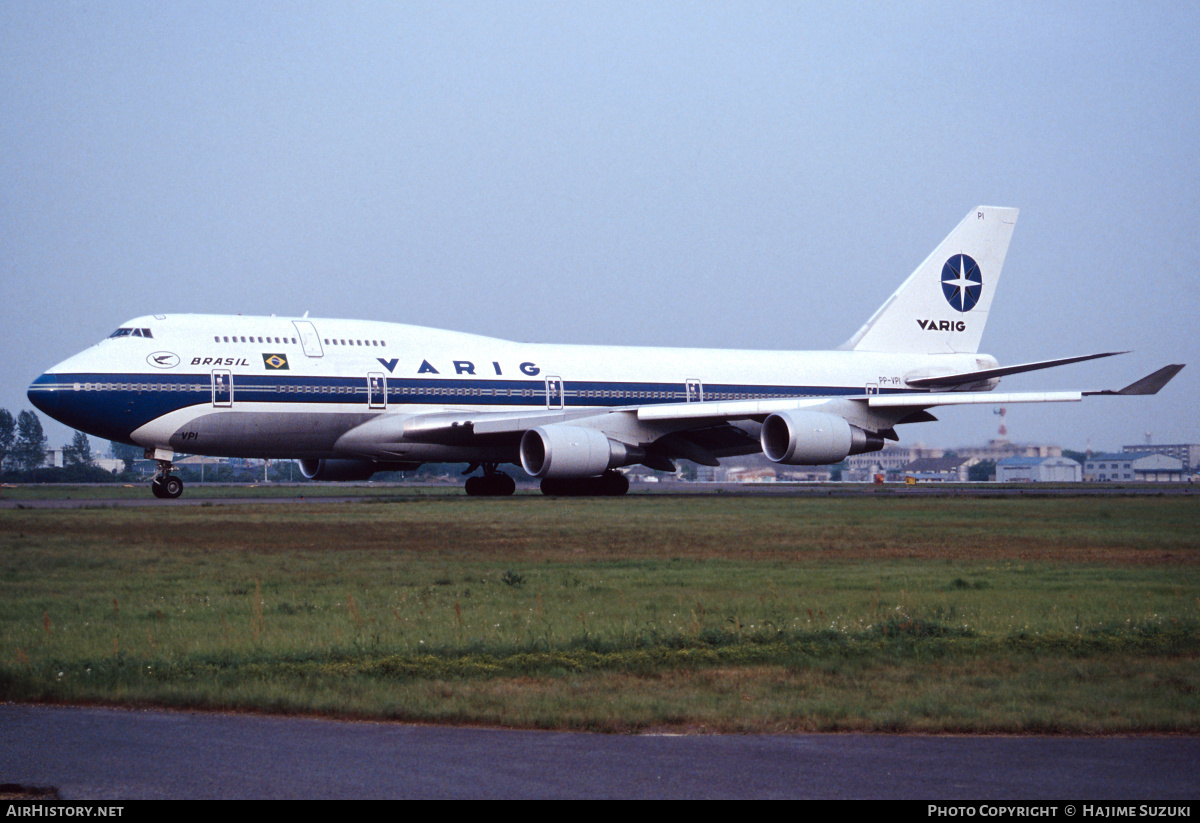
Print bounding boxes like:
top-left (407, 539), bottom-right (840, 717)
top-left (150, 459), bottom-right (184, 499)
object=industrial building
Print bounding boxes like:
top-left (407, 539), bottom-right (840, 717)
top-left (902, 456), bottom-right (979, 482)
top-left (1085, 452), bottom-right (1185, 482)
top-left (995, 456), bottom-right (1081, 483)
top-left (845, 439), bottom-right (1062, 482)
top-left (1121, 443), bottom-right (1199, 473)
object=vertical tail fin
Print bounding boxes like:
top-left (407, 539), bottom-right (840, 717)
top-left (842, 206), bottom-right (1019, 354)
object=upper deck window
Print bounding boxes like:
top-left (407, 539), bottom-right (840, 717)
top-left (109, 327), bottom-right (153, 339)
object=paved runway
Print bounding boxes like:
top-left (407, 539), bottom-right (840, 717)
top-left (1, 482), bottom-right (1195, 508)
top-left (3, 704), bottom-right (1198, 799)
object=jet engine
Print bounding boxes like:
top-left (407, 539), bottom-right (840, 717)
top-left (760, 411), bottom-right (884, 465)
top-left (298, 458), bottom-right (419, 481)
top-left (520, 426), bottom-right (641, 478)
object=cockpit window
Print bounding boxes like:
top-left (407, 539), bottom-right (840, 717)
top-left (108, 327), bottom-right (154, 339)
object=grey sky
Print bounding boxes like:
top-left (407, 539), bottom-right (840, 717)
top-left (3, 1), bottom-right (1197, 454)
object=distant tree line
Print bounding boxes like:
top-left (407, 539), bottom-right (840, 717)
top-left (0, 408), bottom-right (118, 482)
top-left (0, 408), bottom-right (51, 473)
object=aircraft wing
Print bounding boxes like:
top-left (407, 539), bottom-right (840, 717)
top-left (332, 404), bottom-right (762, 470)
top-left (869, 363), bottom-right (1185, 408)
top-left (635, 363), bottom-right (1184, 420)
top-left (334, 364), bottom-right (1184, 467)
top-left (903, 351), bottom-right (1127, 389)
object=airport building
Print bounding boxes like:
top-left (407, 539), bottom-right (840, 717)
top-left (777, 467), bottom-right (834, 482)
top-left (956, 440), bottom-right (1062, 461)
top-left (1084, 452), bottom-right (1185, 482)
top-left (902, 456), bottom-right (980, 482)
top-left (724, 467), bottom-right (779, 483)
top-left (995, 456), bottom-right (1081, 483)
top-left (37, 447), bottom-right (121, 473)
top-left (1121, 443), bottom-right (1199, 473)
top-left (845, 439), bottom-right (1062, 482)
top-left (844, 445), bottom-right (944, 481)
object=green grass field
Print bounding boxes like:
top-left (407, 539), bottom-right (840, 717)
top-left (1, 492), bottom-right (1197, 732)
top-left (0, 482), bottom-right (456, 500)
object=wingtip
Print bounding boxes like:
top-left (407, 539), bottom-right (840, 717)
top-left (1085, 364), bottom-right (1185, 396)
top-left (1127, 363), bottom-right (1185, 395)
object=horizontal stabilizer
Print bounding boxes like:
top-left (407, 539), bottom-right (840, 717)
top-left (906, 351), bottom-right (1127, 389)
top-left (1083, 364), bottom-right (1185, 396)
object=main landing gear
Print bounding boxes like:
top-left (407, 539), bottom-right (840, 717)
top-left (461, 465), bottom-right (631, 497)
top-left (540, 470), bottom-right (629, 497)
top-left (463, 463), bottom-right (517, 497)
top-left (150, 459), bottom-right (184, 499)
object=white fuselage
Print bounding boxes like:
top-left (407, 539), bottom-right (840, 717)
top-left (29, 313), bottom-right (991, 463)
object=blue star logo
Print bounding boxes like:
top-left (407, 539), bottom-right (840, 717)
top-left (941, 254), bottom-right (982, 312)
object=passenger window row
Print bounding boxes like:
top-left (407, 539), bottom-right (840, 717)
top-left (72, 380), bottom-right (779, 402)
top-left (76, 382), bottom-right (204, 392)
top-left (214, 335), bottom-right (298, 344)
top-left (323, 339), bottom-right (386, 347)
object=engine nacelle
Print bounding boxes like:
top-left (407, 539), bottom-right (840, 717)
top-left (520, 426), bottom-right (639, 479)
top-left (298, 458), bottom-right (419, 481)
top-left (760, 411), bottom-right (884, 465)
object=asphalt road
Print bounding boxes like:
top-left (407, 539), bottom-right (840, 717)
top-left (3, 704), bottom-right (1198, 799)
top-left (1, 482), bottom-right (1195, 508)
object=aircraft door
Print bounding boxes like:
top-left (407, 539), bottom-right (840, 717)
top-left (368, 372), bottom-right (387, 410)
top-left (292, 321), bottom-right (324, 358)
top-left (865, 383), bottom-right (879, 395)
top-left (545, 376), bottom-right (564, 409)
top-left (212, 370), bottom-right (233, 407)
top-left (686, 379), bottom-right (703, 402)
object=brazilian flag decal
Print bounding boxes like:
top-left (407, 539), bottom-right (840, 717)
top-left (262, 353), bottom-right (289, 370)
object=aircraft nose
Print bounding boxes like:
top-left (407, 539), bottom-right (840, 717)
top-left (28, 372), bottom-right (105, 438)
top-left (28, 372), bottom-right (64, 420)
top-left (28, 371), bottom-right (138, 443)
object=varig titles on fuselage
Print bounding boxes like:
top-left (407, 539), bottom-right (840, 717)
top-left (405, 359), bottom-right (540, 377)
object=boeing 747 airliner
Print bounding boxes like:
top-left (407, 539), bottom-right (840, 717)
top-left (28, 207), bottom-right (1183, 497)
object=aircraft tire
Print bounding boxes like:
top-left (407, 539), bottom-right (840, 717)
top-left (540, 473), bottom-right (628, 497)
top-left (539, 478), bottom-right (570, 496)
top-left (466, 474), bottom-right (517, 497)
top-left (151, 478), bottom-right (166, 498)
top-left (601, 470), bottom-right (630, 496)
top-left (162, 475), bottom-right (184, 499)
